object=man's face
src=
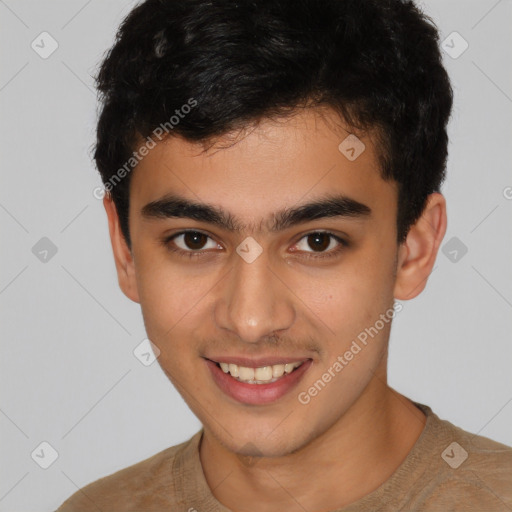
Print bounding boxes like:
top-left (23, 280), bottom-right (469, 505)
top-left (123, 108), bottom-right (402, 456)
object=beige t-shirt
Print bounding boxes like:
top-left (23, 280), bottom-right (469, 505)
top-left (56, 403), bottom-right (512, 511)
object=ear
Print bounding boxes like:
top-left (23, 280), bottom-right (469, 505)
top-left (103, 194), bottom-right (140, 303)
top-left (394, 192), bottom-right (447, 300)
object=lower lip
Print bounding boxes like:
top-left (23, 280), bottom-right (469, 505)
top-left (205, 358), bottom-right (312, 405)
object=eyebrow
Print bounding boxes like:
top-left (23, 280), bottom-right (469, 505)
top-left (140, 193), bottom-right (372, 233)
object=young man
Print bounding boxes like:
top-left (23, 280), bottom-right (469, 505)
top-left (57, 0), bottom-right (512, 510)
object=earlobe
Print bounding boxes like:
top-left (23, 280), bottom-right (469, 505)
top-left (103, 195), bottom-right (140, 304)
top-left (394, 192), bottom-right (447, 300)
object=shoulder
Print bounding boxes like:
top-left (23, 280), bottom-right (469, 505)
top-left (445, 425), bottom-right (512, 506)
top-left (441, 415), bottom-right (512, 481)
top-left (55, 432), bottom-right (200, 512)
top-left (410, 405), bottom-right (512, 510)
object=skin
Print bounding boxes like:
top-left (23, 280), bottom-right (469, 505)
top-left (104, 106), bottom-right (447, 511)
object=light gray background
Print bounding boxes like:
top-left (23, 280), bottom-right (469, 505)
top-left (1, 0), bottom-right (511, 510)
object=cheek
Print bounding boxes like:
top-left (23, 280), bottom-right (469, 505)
top-left (133, 249), bottom-right (208, 349)
top-left (297, 257), bottom-right (393, 339)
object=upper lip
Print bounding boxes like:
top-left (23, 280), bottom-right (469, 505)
top-left (205, 355), bottom-right (312, 368)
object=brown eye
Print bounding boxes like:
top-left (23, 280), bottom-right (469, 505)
top-left (181, 231), bottom-right (209, 250)
top-left (166, 231), bottom-right (219, 254)
top-left (306, 232), bottom-right (331, 252)
top-left (293, 231), bottom-right (347, 261)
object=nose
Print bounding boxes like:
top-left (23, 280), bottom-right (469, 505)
top-left (214, 249), bottom-right (295, 344)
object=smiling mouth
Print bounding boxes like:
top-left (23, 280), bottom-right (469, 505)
top-left (205, 357), bottom-right (313, 405)
top-left (212, 360), bottom-right (306, 384)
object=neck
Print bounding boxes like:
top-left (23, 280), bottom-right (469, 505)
top-left (199, 373), bottom-right (426, 512)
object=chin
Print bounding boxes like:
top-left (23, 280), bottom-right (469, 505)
top-left (209, 418), bottom-right (315, 459)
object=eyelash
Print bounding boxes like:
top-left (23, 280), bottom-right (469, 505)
top-left (162, 230), bottom-right (348, 261)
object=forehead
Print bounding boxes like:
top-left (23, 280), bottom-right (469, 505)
top-left (129, 107), bottom-right (397, 226)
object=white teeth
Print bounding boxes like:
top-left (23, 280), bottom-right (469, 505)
top-left (254, 366), bottom-right (273, 381)
top-left (217, 361), bottom-right (304, 384)
top-left (238, 366), bottom-right (255, 381)
top-left (228, 363), bottom-right (239, 378)
top-left (272, 364), bottom-right (285, 378)
top-left (284, 363), bottom-right (296, 374)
